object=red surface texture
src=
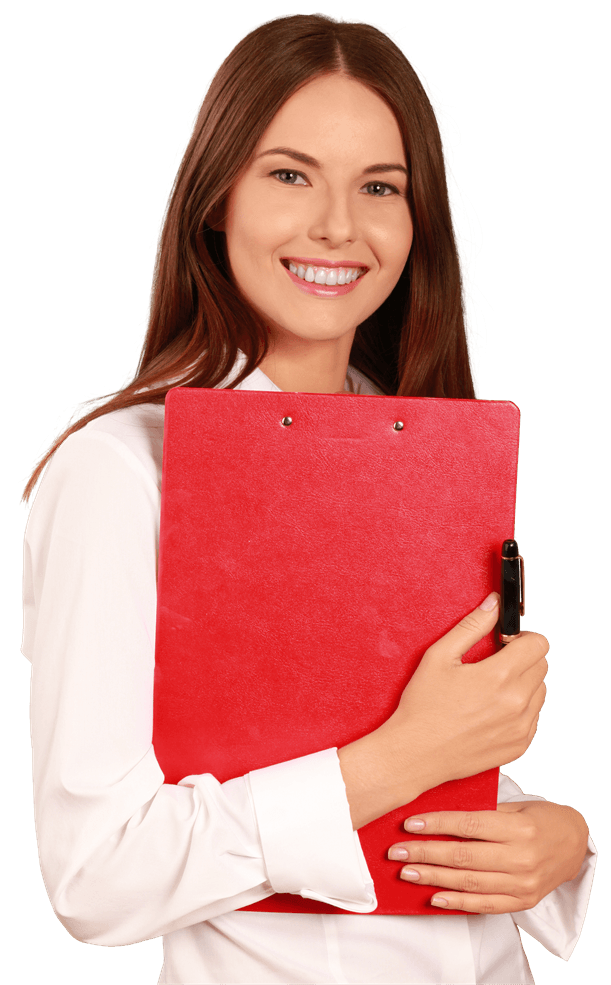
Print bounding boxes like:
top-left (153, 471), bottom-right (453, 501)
top-left (153, 388), bottom-right (520, 914)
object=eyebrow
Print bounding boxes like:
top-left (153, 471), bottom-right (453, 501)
top-left (256, 146), bottom-right (408, 177)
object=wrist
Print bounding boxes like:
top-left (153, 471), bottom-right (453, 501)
top-left (338, 725), bottom-right (429, 830)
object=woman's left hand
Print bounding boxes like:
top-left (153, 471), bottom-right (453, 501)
top-left (387, 800), bottom-right (589, 913)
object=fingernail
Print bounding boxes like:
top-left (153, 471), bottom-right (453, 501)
top-left (478, 592), bottom-right (499, 611)
top-left (401, 867), bottom-right (420, 881)
top-left (388, 847), bottom-right (409, 861)
top-left (404, 818), bottom-right (425, 832)
top-left (431, 896), bottom-right (449, 907)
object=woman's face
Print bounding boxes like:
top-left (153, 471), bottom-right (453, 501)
top-left (219, 73), bottom-right (413, 350)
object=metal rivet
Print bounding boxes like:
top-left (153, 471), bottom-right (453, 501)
top-left (281, 417), bottom-right (293, 427)
top-left (393, 421), bottom-right (404, 431)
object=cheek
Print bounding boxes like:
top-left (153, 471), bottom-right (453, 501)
top-left (226, 188), bottom-right (299, 270)
top-left (226, 212), bottom-right (258, 270)
top-left (371, 210), bottom-right (413, 275)
top-left (224, 186), bottom-right (260, 268)
top-left (396, 227), bottom-right (413, 275)
top-left (392, 210), bottom-right (414, 264)
top-left (393, 235), bottom-right (412, 288)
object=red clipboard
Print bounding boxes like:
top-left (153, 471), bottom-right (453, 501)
top-left (153, 387), bottom-right (520, 914)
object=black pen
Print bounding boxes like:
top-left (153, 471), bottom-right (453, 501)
top-left (499, 539), bottom-right (525, 644)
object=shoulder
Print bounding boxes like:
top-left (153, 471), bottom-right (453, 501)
top-left (84, 403), bottom-right (165, 492)
top-left (53, 403), bottom-right (165, 494)
top-left (23, 404), bottom-right (164, 660)
top-left (28, 403), bottom-right (165, 529)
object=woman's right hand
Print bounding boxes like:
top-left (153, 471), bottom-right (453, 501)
top-left (338, 593), bottom-right (548, 830)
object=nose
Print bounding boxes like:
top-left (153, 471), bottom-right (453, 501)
top-left (307, 188), bottom-right (357, 248)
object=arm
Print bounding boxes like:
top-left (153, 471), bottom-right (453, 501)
top-left (24, 423), bottom-right (374, 947)
top-left (338, 596), bottom-right (548, 828)
top-left (338, 584), bottom-right (595, 952)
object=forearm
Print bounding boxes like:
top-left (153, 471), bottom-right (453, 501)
top-left (36, 756), bottom-right (271, 944)
top-left (36, 747), bottom-right (376, 945)
top-left (339, 601), bottom-right (548, 832)
top-left (338, 724), bottom-right (432, 830)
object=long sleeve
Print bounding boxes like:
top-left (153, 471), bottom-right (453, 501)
top-left (22, 411), bottom-right (374, 948)
top-left (498, 773), bottom-right (596, 960)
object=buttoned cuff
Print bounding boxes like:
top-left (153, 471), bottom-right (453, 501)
top-left (247, 747), bottom-right (377, 912)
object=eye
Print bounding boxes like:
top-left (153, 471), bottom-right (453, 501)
top-left (271, 169), bottom-right (308, 186)
top-left (361, 181), bottom-right (398, 197)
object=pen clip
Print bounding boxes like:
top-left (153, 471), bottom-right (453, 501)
top-left (518, 554), bottom-right (525, 616)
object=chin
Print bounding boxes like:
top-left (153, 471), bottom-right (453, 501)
top-left (273, 324), bottom-right (357, 345)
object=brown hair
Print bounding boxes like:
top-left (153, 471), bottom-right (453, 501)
top-left (24, 13), bottom-right (474, 501)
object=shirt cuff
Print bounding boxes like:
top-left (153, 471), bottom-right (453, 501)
top-left (247, 747), bottom-right (377, 912)
top-left (498, 772), bottom-right (597, 959)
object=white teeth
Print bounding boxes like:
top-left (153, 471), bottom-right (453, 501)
top-left (286, 262), bottom-right (363, 286)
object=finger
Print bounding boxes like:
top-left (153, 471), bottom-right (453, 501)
top-left (398, 863), bottom-right (517, 895)
top-left (509, 630), bottom-right (549, 657)
top-left (496, 631), bottom-right (549, 675)
top-left (520, 654), bottom-right (548, 693)
top-left (523, 682), bottom-right (546, 728)
top-left (501, 682), bottom-right (545, 762)
top-left (516, 678), bottom-right (546, 730)
top-left (429, 892), bottom-right (525, 914)
top-left (535, 680), bottom-right (546, 710)
top-left (402, 809), bottom-right (519, 842)
top-left (496, 801), bottom-right (532, 815)
top-left (426, 594), bottom-right (500, 663)
top-left (524, 706), bottom-right (541, 746)
top-left (388, 838), bottom-right (514, 873)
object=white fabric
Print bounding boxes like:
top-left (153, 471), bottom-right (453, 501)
top-left (22, 360), bottom-right (596, 984)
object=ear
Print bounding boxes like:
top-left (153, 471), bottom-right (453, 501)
top-left (207, 201), bottom-right (226, 233)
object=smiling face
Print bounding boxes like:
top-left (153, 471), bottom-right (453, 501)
top-left (219, 73), bottom-right (413, 360)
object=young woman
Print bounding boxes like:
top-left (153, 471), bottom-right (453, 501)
top-left (22, 15), bottom-right (594, 985)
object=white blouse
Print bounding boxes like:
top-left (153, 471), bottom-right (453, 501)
top-left (22, 359), bottom-right (596, 984)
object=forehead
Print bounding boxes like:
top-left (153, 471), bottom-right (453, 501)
top-left (256, 74), bottom-right (405, 165)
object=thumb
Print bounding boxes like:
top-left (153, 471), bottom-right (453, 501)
top-left (427, 592), bottom-right (499, 664)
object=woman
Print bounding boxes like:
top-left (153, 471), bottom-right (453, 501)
top-left (22, 14), bottom-right (594, 985)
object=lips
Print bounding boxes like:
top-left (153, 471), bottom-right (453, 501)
top-left (281, 257), bottom-right (369, 269)
top-left (281, 258), bottom-right (368, 288)
top-left (281, 258), bottom-right (367, 297)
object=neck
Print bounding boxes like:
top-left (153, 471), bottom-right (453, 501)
top-left (257, 332), bottom-right (354, 394)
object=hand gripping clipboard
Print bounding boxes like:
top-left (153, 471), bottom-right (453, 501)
top-left (153, 387), bottom-right (520, 915)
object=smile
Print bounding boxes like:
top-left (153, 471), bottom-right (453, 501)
top-left (280, 258), bottom-right (368, 298)
top-left (282, 259), bottom-right (367, 286)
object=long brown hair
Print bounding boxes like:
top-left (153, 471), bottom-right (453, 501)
top-left (24, 13), bottom-right (473, 501)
